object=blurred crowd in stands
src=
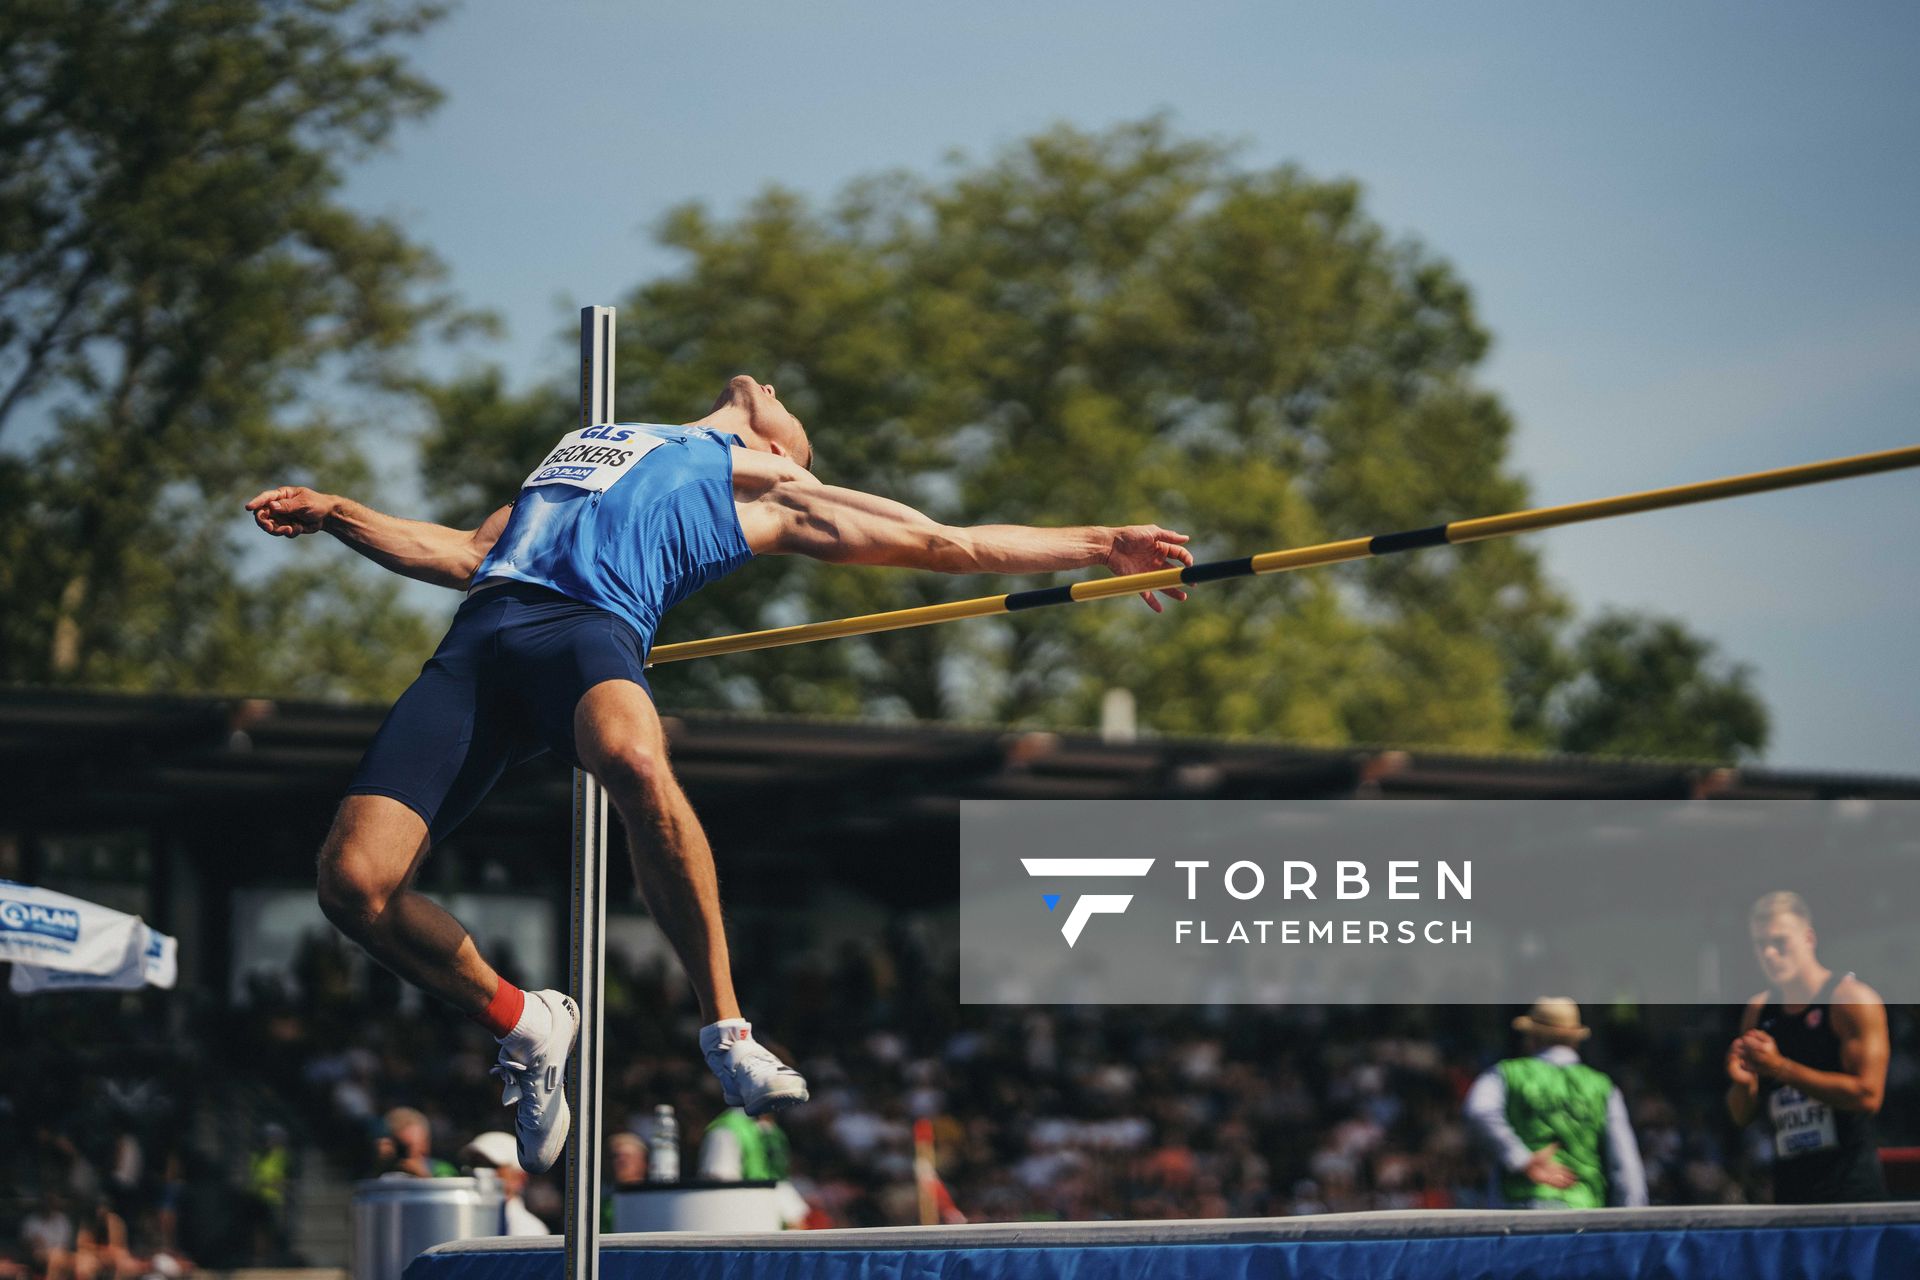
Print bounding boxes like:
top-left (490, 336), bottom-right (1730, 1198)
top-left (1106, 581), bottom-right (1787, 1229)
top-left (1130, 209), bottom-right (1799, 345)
top-left (7, 917), bottom-right (1919, 1272)
top-left (1, 997), bottom-right (210, 1280)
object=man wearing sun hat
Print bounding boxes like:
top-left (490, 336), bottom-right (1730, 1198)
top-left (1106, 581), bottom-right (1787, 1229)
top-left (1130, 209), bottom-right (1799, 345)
top-left (1463, 997), bottom-right (1649, 1208)
top-left (458, 1132), bottom-right (549, 1237)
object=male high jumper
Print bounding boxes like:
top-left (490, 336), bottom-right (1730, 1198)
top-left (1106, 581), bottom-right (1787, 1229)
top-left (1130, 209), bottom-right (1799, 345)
top-left (247, 376), bottom-right (1193, 1172)
top-left (1727, 891), bottom-right (1889, 1202)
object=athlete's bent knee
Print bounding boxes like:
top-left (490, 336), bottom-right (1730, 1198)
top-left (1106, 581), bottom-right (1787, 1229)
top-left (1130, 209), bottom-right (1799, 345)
top-left (593, 741), bottom-right (675, 805)
top-left (317, 844), bottom-right (402, 939)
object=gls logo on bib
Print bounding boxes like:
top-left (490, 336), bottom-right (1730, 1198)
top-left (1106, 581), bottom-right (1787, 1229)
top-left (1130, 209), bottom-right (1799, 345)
top-left (521, 423), bottom-right (667, 493)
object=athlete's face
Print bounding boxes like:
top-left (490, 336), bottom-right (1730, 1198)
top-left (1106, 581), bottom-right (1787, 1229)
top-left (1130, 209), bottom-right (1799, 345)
top-left (1751, 911), bottom-right (1817, 987)
top-left (717, 374), bottom-right (814, 469)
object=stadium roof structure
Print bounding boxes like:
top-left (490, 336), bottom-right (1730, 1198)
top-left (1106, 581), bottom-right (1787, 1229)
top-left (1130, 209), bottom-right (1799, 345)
top-left (8, 686), bottom-right (1920, 810)
top-left (6, 683), bottom-right (1919, 962)
top-left (3, 685), bottom-right (1916, 907)
top-left (6, 687), bottom-right (1917, 824)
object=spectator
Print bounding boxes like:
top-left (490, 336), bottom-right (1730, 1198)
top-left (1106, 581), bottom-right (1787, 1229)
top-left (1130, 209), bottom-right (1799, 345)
top-left (700, 1107), bottom-right (811, 1227)
top-left (363, 1116), bottom-right (400, 1178)
top-left (699, 1109), bottom-right (791, 1182)
top-left (1464, 998), bottom-right (1648, 1208)
top-left (21, 1194), bottom-right (73, 1277)
top-left (385, 1108), bottom-right (456, 1178)
top-left (244, 1124), bottom-right (292, 1264)
top-left (600, 1134), bottom-right (647, 1232)
top-left (609, 1133), bottom-right (647, 1188)
top-left (458, 1133), bottom-right (547, 1237)
top-left (65, 1198), bottom-right (134, 1280)
top-left (104, 1136), bottom-right (141, 1224)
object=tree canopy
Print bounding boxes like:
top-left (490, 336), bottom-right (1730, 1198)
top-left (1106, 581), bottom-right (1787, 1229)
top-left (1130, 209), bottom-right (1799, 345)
top-left (0, 47), bottom-right (1769, 765)
top-left (1552, 611), bottom-right (1768, 761)
top-left (0, 0), bottom-right (456, 696)
top-left (432, 118), bottom-right (1741, 753)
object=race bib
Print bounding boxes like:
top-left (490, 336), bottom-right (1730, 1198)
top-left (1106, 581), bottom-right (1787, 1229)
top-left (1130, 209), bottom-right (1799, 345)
top-left (1769, 1086), bottom-right (1838, 1159)
top-left (520, 423), bottom-right (666, 493)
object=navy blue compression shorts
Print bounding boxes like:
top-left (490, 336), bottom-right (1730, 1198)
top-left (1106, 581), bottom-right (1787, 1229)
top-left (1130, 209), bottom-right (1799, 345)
top-left (346, 580), bottom-right (651, 843)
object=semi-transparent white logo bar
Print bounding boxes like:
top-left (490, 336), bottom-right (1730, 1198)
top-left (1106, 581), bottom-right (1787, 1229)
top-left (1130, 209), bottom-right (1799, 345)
top-left (959, 800), bottom-right (1919, 1005)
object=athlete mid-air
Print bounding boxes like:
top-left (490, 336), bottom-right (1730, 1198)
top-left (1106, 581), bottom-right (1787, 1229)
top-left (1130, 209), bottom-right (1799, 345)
top-left (248, 374), bottom-right (1193, 1172)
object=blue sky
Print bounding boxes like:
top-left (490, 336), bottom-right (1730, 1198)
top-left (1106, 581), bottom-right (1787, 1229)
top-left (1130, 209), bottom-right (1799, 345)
top-left (339, 1), bottom-right (1920, 772)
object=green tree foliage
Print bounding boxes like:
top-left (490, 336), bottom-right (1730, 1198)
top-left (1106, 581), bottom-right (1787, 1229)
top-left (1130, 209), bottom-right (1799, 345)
top-left (424, 117), bottom-right (1767, 756)
top-left (0, 0), bottom-right (455, 697)
top-left (1551, 611), bottom-right (1768, 761)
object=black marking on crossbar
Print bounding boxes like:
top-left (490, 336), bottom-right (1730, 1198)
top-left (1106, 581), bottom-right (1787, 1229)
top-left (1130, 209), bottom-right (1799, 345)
top-left (1181, 557), bottom-right (1256, 584)
top-left (1005, 585), bottom-right (1078, 611)
top-left (1368, 524), bottom-right (1451, 555)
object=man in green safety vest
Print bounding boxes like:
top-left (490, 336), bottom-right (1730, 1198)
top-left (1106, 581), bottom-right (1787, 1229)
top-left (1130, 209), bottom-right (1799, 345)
top-left (1463, 997), bottom-right (1648, 1208)
top-left (698, 1107), bottom-right (791, 1182)
top-left (698, 1106), bottom-right (812, 1227)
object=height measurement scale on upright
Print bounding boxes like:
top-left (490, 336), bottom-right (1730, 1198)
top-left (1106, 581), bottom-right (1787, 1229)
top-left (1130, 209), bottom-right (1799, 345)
top-left (563, 305), bottom-right (614, 1280)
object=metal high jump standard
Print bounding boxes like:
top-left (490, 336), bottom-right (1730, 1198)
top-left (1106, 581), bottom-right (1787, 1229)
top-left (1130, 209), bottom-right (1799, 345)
top-left (565, 306), bottom-right (614, 1280)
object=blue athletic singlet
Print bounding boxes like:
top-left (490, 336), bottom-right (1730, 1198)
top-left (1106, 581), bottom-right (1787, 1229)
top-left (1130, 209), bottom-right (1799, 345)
top-left (345, 423), bottom-right (755, 841)
top-left (472, 423), bottom-right (754, 649)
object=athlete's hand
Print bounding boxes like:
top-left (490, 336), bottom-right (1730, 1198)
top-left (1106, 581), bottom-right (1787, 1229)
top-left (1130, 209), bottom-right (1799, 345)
top-left (1105, 525), bottom-right (1194, 613)
top-left (1726, 1038), bottom-right (1760, 1089)
top-left (1524, 1143), bottom-right (1578, 1190)
top-left (246, 485), bottom-right (337, 538)
top-left (1736, 1029), bottom-right (1786, 1079)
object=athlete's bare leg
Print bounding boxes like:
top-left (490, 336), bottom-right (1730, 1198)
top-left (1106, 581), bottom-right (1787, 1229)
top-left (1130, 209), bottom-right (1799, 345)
top-left (573, 678), bottom-right (740, 1025)
top-left (316, 793), bottom-right (502, 1012)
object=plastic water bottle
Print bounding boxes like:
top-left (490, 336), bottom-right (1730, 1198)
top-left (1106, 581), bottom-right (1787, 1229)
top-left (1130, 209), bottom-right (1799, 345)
top-left (648, 1104), bottom-right (680, 1182)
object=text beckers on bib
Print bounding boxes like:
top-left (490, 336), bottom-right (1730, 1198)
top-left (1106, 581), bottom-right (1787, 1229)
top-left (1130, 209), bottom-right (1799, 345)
top-left (521, 424), bottom-right (667, 494)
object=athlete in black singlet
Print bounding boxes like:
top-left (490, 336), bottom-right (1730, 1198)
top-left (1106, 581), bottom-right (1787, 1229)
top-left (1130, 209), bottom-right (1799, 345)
top-left (1727, 891), bottom-right (1890, 1203)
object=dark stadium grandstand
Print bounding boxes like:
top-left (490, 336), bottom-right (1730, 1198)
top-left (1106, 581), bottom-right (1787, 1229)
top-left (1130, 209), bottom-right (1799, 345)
top-left (4, 688), bottom-right (1918, 1269)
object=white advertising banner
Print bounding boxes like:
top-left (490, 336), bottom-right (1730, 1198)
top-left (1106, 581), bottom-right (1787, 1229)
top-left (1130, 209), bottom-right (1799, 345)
top-left (0, 880), bottom-right (177, 994)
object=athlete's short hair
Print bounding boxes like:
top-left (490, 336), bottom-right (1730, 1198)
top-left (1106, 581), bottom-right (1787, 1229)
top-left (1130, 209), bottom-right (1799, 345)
top-left (1750, 890), bottom-right (1812, 930)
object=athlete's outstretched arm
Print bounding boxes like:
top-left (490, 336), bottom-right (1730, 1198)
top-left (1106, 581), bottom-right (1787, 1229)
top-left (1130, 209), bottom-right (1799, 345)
top-left (738, 460), bottom-right (1193, 611)
top-left (245, 485), bottom-right (513, 590)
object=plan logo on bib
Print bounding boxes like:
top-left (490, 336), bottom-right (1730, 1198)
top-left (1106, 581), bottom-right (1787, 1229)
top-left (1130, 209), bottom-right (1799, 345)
top-left (531, 464), bottom-right (597, 484)
top-left (519, 424), bottom-right (667, 494)
top-left (1022, 858), bottom-right (1155, 947)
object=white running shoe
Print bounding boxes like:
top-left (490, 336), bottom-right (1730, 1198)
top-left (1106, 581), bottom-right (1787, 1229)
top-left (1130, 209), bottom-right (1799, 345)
top-left (700, 1020), bottom-right (810, 1117)
top-left (490, 989), bottom-right (578, 1174)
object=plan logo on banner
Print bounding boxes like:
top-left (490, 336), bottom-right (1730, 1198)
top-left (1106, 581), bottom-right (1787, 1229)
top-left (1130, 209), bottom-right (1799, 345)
top-left (1022, 858), bottom-right (1155, 947)
top-left (0, 898), bottom-right (81, 944)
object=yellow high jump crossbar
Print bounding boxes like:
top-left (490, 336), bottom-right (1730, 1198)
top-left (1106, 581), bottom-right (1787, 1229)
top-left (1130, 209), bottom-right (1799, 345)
top-left (646, 443), bottom-right (1920, 668)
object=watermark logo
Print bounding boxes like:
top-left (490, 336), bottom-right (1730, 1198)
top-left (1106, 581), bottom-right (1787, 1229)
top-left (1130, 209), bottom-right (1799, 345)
top-left (1021, 858), bottom-right (1155, 947)
top-left (0, 899), bottom-right (81, 943)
